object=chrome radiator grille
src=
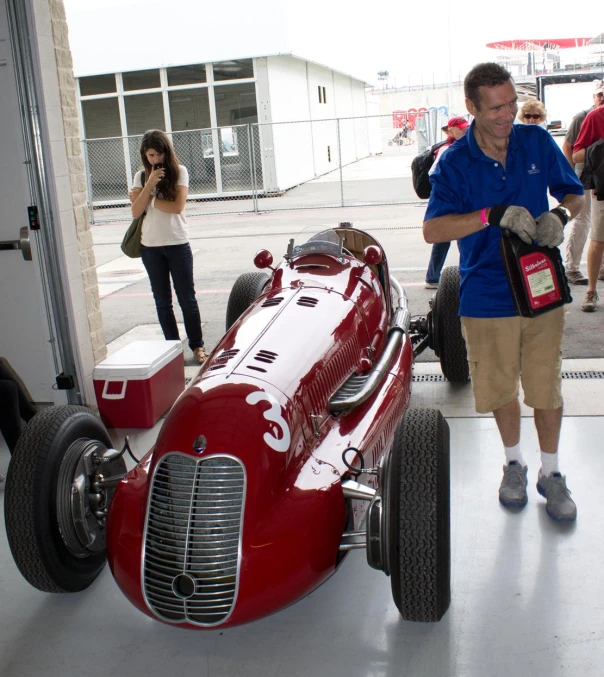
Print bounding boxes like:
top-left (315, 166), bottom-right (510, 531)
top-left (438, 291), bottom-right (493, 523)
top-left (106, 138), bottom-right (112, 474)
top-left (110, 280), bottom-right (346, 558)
top-left (142, 454), bottom-right (245, 626)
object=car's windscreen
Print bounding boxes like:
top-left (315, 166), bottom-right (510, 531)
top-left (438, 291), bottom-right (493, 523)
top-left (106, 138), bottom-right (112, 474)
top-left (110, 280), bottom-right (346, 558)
top-left (291, 229), bottom-right (345, 258)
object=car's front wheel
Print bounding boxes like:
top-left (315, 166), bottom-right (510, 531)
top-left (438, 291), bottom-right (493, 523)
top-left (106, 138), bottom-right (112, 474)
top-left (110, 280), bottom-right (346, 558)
top-left (388, 408), bottom-right (450, 622)
top-left (4, 405), bottom-right (126, 592)
top-left (225, 272), bottom-right (270, 331)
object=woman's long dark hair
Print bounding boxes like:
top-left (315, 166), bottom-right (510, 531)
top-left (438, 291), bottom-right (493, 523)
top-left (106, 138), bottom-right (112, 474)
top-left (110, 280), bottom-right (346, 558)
top-left (139, 129), bottom-right (181, 201)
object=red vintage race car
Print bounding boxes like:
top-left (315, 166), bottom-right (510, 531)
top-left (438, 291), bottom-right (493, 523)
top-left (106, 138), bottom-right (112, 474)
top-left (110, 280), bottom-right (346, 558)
top-left (4, 224), bottom-right (468, 628)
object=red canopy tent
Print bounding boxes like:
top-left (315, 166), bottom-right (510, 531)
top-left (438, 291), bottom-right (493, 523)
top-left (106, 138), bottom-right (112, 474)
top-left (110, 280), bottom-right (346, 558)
top-left (486, 38), bottom-right (594, 50)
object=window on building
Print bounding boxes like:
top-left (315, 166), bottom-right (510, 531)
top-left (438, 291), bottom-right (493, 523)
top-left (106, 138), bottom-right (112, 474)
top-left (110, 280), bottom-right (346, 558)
top-left (122, 69), bottom-right (161, 91)
top-left (124, 93), bottom-right (165, 135)
top-left (169, 89), bottom-right (211, 131)
top-left (167, 64), bottom-right (207, 87)
top-left (214, 83), bottom-right (258, 126)
top-left (213, 59), bottom-right (254, 82)
top-left (220, 127), bottom-right (237, 156)
top-left (79, 74), bottom-right (116, 96)
top-left (81, 98), bottom-right (121, 138)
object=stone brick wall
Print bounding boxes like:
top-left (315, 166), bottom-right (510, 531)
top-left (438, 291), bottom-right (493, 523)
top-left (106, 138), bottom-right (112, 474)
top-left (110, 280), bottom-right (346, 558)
top-left (48, 0), bottom-right (106, 364)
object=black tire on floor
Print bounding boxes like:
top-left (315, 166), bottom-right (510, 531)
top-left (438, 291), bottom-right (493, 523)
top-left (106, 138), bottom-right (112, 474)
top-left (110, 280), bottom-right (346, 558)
top-left (225, 272), bottom-right (270, 331)
top-left (4, 405), bottom-right (116, 593)
top-left (389, 408), bottom-right (450, 622)
top-left (432, 266), bottom-right (469, 383)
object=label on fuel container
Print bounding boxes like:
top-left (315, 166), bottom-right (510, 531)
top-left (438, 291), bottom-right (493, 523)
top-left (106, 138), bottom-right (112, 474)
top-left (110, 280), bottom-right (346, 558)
top-left (519, 252), bottom-right (561, 310)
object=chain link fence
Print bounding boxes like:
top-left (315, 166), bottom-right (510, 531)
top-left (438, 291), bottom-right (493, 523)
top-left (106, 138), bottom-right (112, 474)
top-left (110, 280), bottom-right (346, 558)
top-left (415, 108), bottom-right (450, 153)
top-left (83, 113), bottom-right (448, 223)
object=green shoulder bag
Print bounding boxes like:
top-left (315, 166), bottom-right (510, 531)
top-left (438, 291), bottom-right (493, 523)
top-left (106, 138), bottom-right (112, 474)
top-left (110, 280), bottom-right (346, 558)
top-left (121, 170), bottom-right (146, 258)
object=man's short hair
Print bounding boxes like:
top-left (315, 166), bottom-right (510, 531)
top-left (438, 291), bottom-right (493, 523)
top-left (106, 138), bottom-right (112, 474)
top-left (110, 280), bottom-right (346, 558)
top-left (464, 63), bottom-right (513, 109)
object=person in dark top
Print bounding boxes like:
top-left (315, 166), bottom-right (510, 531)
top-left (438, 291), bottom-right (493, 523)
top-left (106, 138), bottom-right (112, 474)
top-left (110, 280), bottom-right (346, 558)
top-left (424, 116), bottom-right (470, 288)
top-left (0, 357), bottom-right (37, 482)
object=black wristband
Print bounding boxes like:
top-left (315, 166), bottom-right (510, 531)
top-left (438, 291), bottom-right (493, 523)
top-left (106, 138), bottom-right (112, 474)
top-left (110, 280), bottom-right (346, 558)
top-left (487, 204), bottom-right (508, 227)
top-left (550, 207), bottom-right (569, 227)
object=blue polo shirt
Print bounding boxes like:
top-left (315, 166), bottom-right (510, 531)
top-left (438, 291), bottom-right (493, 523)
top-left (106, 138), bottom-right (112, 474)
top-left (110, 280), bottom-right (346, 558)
top-left (425, 122), bottom-right (583, 317)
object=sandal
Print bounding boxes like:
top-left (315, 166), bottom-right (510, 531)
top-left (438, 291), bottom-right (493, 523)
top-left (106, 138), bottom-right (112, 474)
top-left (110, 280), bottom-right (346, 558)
top-left (193, 347), bottom-right (209, 365)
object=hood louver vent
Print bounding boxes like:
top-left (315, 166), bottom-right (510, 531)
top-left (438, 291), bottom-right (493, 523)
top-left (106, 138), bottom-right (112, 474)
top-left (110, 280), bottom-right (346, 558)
top-left (297, 296), bottom-right (319, 307)
top-left (261, 297), bottom-right (284, 308)
top-left (254, 350), bottom-right (278, 364)
top-left (208, 349), bottom-right (240, 370)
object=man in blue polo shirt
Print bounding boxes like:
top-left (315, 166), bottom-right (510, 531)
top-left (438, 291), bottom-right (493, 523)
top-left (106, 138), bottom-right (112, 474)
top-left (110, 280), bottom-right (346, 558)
top-left (423, 62), bottom-right (583, 521)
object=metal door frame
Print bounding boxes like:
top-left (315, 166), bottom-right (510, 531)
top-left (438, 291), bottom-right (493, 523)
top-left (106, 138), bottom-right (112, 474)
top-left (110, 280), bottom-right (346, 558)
top-left (6, 0), bottom-right (82, 403)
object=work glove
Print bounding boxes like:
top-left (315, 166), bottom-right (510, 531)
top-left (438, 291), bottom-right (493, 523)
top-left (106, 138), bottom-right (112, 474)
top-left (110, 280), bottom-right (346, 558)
top-left (535, 209), bottom-right (567, 248)
top-left (488, 205), bottom-right (537, 245)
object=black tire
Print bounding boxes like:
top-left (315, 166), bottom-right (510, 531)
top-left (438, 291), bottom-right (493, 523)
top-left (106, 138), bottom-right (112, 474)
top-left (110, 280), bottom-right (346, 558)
top-left (225, 272), bottom-right (270, 331)
top-left (389, 408), bottom-right (450, 622)
top-left (432, 266), bottom-right (469, 383)
top-left (4, 405), bottom-right (117, 593)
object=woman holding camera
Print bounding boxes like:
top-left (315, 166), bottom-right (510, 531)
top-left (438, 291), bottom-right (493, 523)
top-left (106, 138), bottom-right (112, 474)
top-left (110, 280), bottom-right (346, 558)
top-left (130, 129), bottom-right (208, 365)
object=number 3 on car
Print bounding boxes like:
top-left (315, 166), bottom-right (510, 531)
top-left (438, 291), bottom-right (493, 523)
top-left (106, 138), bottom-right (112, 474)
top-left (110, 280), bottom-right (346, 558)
top-left (246, 391), bottom-right (291, 452)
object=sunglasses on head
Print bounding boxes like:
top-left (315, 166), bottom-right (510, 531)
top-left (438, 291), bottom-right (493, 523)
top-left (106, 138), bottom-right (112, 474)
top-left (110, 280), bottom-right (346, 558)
top-left (523, 113), bottom-right (542, 120)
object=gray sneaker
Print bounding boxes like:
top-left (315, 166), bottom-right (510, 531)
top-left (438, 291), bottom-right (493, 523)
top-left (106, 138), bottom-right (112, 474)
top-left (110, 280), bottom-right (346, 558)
top-left (581, 291), bottom-right (598, 312)
top-left (499, 461), bottom-right (528, 508)
top-left (537, 472), bottom-right (577, 521)
top-left (566, 270), bottom-right (588, 285)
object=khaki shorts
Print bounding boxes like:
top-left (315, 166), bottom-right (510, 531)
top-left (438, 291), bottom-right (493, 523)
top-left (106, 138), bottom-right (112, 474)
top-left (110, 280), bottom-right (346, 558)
top-left (590, 194), bottom-right (604, 242)
top-left (460, 306), bottom-right (564, 413)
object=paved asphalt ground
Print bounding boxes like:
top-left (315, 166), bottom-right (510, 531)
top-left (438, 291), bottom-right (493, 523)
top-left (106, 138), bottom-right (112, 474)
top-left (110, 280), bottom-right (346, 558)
top-left (92, 138), bottom-right (603, 366)
top-left (93, 200), bottom-right (604, 368)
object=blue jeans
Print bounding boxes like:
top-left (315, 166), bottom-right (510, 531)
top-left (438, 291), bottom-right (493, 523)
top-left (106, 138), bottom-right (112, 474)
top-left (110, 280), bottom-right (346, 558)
top-left (425, 242), bottom-right (451, 284)
top-left (141, 243), bottom-right (203, 351)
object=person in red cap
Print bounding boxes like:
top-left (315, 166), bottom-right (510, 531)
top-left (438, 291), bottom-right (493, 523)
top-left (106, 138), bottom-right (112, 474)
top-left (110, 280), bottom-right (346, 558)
top-left (439, 116), bottom-right (470, 154)
top-left (424, 116), bottom-right (470, 288)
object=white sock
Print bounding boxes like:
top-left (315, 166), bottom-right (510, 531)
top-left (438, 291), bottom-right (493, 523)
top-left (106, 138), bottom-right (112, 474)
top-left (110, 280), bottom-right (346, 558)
top-left (504, 443), bottom-right (526, 467)
top-left (540, 451), bottom-right (559, 477)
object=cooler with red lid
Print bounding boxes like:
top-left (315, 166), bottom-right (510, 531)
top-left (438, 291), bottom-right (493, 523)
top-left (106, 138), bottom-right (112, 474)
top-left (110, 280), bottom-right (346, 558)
top-left (93, 340), bottom-right (185, 429)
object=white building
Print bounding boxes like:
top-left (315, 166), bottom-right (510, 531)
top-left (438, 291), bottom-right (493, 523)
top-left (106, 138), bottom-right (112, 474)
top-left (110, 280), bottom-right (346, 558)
top-left (76, 54), bottom-right (378, 205)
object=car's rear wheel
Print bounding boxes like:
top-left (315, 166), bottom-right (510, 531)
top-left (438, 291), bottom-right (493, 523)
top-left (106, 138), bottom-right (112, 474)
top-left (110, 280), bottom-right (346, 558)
top-left (388, 408), bottom-right (450, 622)
top-left (4, 405), bottom-right (126, 592)
top-left (430, 265), bottom-right (469, 383)
top-left (225, 272), bottom-right (270, 331)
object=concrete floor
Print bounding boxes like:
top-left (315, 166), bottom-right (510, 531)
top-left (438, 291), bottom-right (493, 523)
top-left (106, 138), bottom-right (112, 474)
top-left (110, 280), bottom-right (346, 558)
top-left (1, 374), bottom-right (603, 676)
top-left (94, 203), bottom-right (604, 362)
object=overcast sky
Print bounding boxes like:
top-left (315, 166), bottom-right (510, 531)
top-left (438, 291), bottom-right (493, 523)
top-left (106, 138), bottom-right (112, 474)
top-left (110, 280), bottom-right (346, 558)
top-left (62, 0), bottom-right (601, 85)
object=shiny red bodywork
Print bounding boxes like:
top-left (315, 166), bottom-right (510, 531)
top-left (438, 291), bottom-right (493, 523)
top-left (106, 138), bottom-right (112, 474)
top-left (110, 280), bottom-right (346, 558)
top-left (106, 229), bottom-right (414, 629)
